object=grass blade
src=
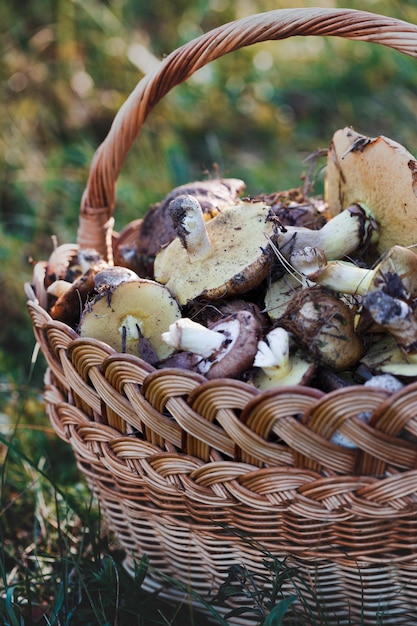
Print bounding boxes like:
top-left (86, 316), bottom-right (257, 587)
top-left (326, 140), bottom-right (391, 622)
top-left (263, 596), bottom-right (298, 626)
top-left (5, 587), bottom-right (22, 626)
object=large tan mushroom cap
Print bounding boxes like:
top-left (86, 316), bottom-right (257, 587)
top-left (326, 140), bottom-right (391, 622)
top-left (115, 178), bottom-right (246, 277)
top-left (325, 127), bottom-right (417, 253)
top-left (153, 201), bottom-right (277, 305)
top-left (79, 279), bottom-right (181, 359)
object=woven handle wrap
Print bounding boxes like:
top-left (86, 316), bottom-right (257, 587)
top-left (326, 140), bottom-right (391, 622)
top-left (78, 7), bottom-right (417, 260)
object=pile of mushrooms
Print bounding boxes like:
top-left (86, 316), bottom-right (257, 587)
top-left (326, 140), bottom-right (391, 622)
top-left (29, 128), bottom-right (417, 407)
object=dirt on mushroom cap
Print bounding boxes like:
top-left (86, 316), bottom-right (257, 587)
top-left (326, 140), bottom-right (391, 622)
top-left (280, 285), bottom-right (365, 371)
top-left (153, 200), bottom-right (278, 304)
top-left (325, 127), bottom-right (417, 253)
top-left (117, 178), bottom-right (246, 278)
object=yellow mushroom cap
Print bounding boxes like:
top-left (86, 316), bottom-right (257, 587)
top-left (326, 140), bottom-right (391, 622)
top-left (154, 200), bottom-right (278, 305)
top-left (325, 127), bottom-right (417, 253)
top-left (79, 279), bottom-right (181, 360)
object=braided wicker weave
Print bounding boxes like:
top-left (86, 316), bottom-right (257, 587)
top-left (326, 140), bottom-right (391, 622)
top-left (26, 8), bottom-right (417, 625)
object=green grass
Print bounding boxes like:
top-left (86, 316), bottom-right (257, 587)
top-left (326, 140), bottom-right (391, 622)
top-left (0, 382), bottom-right (213, 625)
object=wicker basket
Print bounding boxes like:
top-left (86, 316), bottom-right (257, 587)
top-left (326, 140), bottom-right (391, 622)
top-left (26, 8), bottom-right (417, 625)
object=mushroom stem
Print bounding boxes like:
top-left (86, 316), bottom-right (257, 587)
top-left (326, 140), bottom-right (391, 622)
top-left (253, 327), bottom-right (291, 378)
top-left (292, 244), bottom-right (417, 297)
top-left (169, 195), bottom-right (212, 262)
top-left (162, 317), bottom-right (227, 358)
top-left (252, 327), bottom-right (315, 389)
top-left (291, 250), bottom-right (373, 294)
top-left (277, 203), bottom-right (378, 260)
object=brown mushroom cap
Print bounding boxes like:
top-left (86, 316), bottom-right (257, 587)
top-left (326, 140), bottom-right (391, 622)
top-left (251, 187), bottom-right (328, 229)
top-left (154, 199), bottom-right (278, 305)
top-left (325, 127), bottom-right (417, 253)
top-left (79, 279), bottom-right (181, 359)
top-left (196, 310), bottom-right (263, 380)
top-left (49, 259), bottom-right (109, 326)
top-left (280, 285), bottom-right (365, 371)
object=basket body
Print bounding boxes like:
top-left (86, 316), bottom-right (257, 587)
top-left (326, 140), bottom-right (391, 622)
top-left (26, 8), bottom-right (417, 625)
top-left (28, 300), bottom-right (417, 624)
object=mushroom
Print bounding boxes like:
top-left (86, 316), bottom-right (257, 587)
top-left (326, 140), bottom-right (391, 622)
top-left (45, 241), bottom-right (80, 287)
top-left (49, 257), bottom-right (109, 326)
top-left (113, 218), bottom-right (144, 273)
top-left (92, 266), bottom-right (140, 292)
top-left (75, 248), bottom-right (106, 275)
top-left (161, 310), bottom-right (262, 379)
top-left (153, 195), bottom-right (279, 305)
top-left (46, 279), bottom-right (73, 299)
top-left (360, 333), bottom-right (417, 379)
top-left (251, 186), bottom-right (328, 230)
top-left (325, 127), bottom-right (417, 253)
top-left (30, 241), bottom-right (80, 310)
top-left (364, 374), bottom-right (404, 393)
top-left (290, 244), bottom-right (417, 299)
top-left (251, 326), bottom-right (315, 390)
top-left (276, 202), bottom-right (378, 261)
top-left (362, 290), bottom-right (417, 363)
top-left (31, 260), bottom-right (48, 310)
top-left (279, 285), bottom-right (365, 371)
top-left (288, 246), bottom-right (328, 278)
top-left (116, 177), bottom-right (246, 278)
top-left (79, 278), bottom-right (182, 360)
top-left (263, 273), bottom-right (306, 322)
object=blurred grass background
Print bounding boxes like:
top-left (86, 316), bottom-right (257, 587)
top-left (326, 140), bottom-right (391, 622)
top-left (1, 1), bottom-right (417, 621)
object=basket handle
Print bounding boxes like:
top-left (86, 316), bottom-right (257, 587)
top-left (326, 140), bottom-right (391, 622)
top-left (77, 7), bottom-right (417, 261)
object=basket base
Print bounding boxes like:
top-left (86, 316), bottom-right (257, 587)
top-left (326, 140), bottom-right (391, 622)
top-left (122, 552), bottom-right (417, 625)
top-left (117, 520), bottom-right (417, 626)
top-left (75, 458), bottom-right (417, 625)
top-left (122, 555), bottom-right (255, 626)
